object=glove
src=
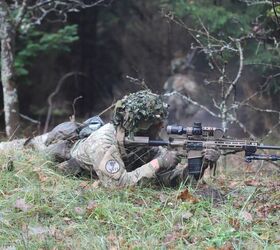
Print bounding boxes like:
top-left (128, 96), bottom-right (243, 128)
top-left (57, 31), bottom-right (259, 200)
top-left (202, 148), bottom-right (221, 163)
top-left (157, 150), bottom-right (180, 169)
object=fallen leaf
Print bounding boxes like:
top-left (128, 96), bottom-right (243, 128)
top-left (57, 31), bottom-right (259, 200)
top-left (159, 193), bottom-right (167, 203)
top-left (181, 211), bottom-right (193, 221)
top-left (177, 189), bottom-right (199, 203)
top-left (220, 242), bottom-right (234, 250)
top-left (244, 164), bottom-right (253, 172)
top-left (228, 181), bottom-right (239, 189)
top-left (79, 181), bottom-right (89, 189)
top-left (49, 227), bottom-right (64, 241)
top-left (163, 223), bottom-right (189, 247)
top-left (206, 242), bottom-right (233, 250)
top-left (229, 217), bottom-right (240, 230)
top-left (63, 217), bottom-right (73, 225)
top-left (14, 198), bottom-right (33, 212)
top-left (257, 204), bottom-right (280, 218)
top-left (260, 232), bottom-right (269, 240)
top-left (37, 172), bottom-right (48, 182)
top-left (90, 181), bottom-right (100, 189)
top-left (86, 200), bottom-right (98, 214)
top-left (107, 232), bottom-right (119, 250)
top-left (244, 179), bottom-right (260, 187)
top-left (240, 211), bottom-right (253, 223)
top-left (163, 232), bottom-right (177, 246)
top-left (74, 207), bottom-right (85, 215)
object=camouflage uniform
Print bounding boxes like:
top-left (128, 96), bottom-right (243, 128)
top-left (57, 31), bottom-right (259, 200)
top-left (0, 90), bottom-right (218, 188)
top-left (0, 133), bottom-right (49, 153)
top-left (69, 123), bottom-right (189, 188)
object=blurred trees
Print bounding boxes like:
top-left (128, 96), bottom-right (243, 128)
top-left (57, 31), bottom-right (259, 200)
top-left (0, 0), bottom-right (103, 137)
top-left (161, 0), bottom-right (280, 137)
top-left (0, 0), bottom-right (279, 137)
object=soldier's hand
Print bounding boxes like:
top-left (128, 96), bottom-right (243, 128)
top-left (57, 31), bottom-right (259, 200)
top-left (202, 148), bottom-right (220, 163)
top-left (157, 150), bottom-right (180, 169)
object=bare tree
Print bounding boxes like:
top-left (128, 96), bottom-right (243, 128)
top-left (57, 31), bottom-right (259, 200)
top-left (0, 0), bottom-right (105, 137)
top-left (163, 12), bottom-right (280, 140)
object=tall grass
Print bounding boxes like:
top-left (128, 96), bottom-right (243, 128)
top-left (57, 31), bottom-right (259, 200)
top-left (0, 150), bottom-right (279, 249)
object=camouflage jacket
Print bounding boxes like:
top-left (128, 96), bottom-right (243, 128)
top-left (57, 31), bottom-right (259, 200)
top-left (70, 123), bottom-right (159, 187)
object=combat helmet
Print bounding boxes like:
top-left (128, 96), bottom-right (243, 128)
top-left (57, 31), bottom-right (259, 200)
top-left (112, 90), bottom-right (168, 137)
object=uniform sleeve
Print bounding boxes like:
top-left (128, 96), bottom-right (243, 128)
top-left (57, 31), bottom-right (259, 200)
top-left (92, 145), bottom-right (157, 187)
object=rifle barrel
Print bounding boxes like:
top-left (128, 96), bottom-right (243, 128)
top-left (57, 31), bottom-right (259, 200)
top-left (246, 154), bottom-right (280, 161)
top-left (149, 140), bottom-right (169, 146)
top-left (258, 145), bottom-right (280, 150)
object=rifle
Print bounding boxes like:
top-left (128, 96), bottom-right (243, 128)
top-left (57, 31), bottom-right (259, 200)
top-left (124, 122), bottom-right (280, 179)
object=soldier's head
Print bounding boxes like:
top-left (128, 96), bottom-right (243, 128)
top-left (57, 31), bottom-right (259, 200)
top-left (112, 90), bottom-right (168, 138)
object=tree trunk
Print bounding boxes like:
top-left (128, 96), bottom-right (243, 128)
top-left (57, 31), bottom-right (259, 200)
top-left (0, 3), bottom-right (20, 137)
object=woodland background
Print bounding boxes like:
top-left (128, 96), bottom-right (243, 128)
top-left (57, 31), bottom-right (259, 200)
top-left (0, 1), bottom-right (279, 249)
top-left (0, 0), bottom-right (280, 139)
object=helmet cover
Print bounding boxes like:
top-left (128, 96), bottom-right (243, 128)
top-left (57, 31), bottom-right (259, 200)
top-left (112, 90), bottom-right (168, 136)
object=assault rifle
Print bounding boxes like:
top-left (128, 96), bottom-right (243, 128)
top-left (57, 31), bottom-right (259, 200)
top-left (124, 122), bottom-right (280, 179)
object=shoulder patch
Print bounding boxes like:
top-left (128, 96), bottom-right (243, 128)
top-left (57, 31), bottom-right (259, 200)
top-left (105, 160), bottom-right (120, 174)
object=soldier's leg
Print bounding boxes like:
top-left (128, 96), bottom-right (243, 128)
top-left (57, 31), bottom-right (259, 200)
top-left (55, 158), bottom-right (83, 176)
top-left (0, 139), bottom-right (27, 153)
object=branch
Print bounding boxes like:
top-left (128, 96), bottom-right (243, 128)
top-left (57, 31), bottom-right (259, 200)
top-left (98, 103), bottom-right (116, 117)
top-left (126, 75), bottom-right (149, 90)
top-left (272, 0), bottom-right (280, 26)
top-left (228, 72), bottom-right (280, 111)
top-left (19, 113), bottom-right (40, 124)
top-left (164, 91), bottom-right (220, 118)
top-left (27, 0), bottom-right (106, 24)
top-left (15, 0), bottom-right (28, 30)
top-left (70, 95), bottom-right (83, 122)
top-left (240, 0), bottom-right (273, 6)
top-left (224, 39), bottom-right (243, 100)
top-left (260, 115), bottom-right (280, 141)
top-left (227, 114), bottom-right (257, 139)
top-left (44, 72), bottom-right (86, 133)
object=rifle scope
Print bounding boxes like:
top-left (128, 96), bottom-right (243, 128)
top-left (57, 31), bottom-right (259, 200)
top-left (167, 122), bottom-right (224, 139)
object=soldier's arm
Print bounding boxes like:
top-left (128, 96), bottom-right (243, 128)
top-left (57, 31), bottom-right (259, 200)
top-left (92, 145), bottom-right (160, 187)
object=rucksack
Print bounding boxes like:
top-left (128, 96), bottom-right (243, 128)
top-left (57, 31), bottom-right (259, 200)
top-left (45, 116), bottom-right (104, 146)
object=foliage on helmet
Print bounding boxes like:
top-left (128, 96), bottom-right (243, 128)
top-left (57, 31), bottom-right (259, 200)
top-left (112, 90), bottom-right (168, 137)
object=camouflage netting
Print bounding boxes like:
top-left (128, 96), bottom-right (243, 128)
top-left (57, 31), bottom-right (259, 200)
top-left (112, 90), bottom-right (168, 136)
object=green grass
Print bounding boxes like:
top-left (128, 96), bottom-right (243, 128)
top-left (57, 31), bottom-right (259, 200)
top-left (0, 150), bottom-right (279, 249)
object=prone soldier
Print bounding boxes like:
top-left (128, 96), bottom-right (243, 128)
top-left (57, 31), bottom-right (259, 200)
top-left (0, 90), bottom-right (220, 188)
top-left (57, 90), bottom-right (220, 187)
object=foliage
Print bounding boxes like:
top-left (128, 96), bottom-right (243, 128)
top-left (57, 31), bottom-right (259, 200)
top-left (0, 150), bottom-right (279, 249)
top-left (15, 25), bottom-right (79, 78)
top-left (161, 0), bottom-right (254, 36)
top-left (161, 0), bottom-right (280, 93)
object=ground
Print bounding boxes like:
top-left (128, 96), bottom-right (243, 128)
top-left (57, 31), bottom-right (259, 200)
top-left (0, 150), bottom-right (279, 250)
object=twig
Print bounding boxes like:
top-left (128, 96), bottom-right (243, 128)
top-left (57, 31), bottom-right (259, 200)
top-left (98, 103), bottom-right (116, 117)
top-left (70, 96), bottom-right (83, 122)
top-left (8, 124), bottom-right (21, 141)
top-left (15, 0), bottom-right (28, 30)
top-left (164, 91), bottom-right (220, 118)
top-left (225, 39), bottom-right (243, 100)
top-left (19, 113), bottom-right (40, 124)
top-left (44, 72), bottom-right (85, 133)
top-left (126, 75), bottom-right (149, 90)
top-left (272, 0), bottom-right (280, 25)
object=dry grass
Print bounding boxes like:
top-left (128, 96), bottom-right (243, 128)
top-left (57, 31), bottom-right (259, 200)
top-left (0, 150), bottom-right (279, 249)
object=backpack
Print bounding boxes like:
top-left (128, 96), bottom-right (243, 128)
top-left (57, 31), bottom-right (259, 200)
top-left (45, 116), bottom-right (104, 146)
top-left (43, 116), bottom-right (104, 162)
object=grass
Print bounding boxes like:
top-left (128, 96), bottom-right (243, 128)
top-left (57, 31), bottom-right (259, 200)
top-left (0, 150), bottom-right (279, 249)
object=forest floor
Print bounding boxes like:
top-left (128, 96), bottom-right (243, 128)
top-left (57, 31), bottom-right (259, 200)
top-left (0, 150), bottom-right (279, 250)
